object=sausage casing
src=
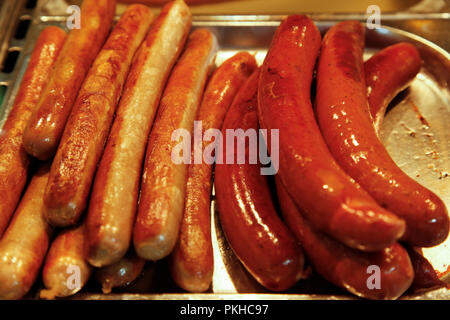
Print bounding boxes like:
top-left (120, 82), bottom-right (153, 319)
top-left (215, 69), bottom-right (304, 291)
top-left (315, 21), bottom-right (449, 247)
top-left (258, 15), bottom-right (405, 251)
top-left (170, 52), bottom-right (257, 292)
top-left (133, 28), bottom-right (218, 261)
top-left (44, 4), bottom-right (154, 227)
top-left (365, 42), bottom-right (422, 132)
top-left (276, 177), bottom-right (414, 300)
top-left (0, 27), bottom-right (65, 236)
top-left (86, 0), bottom-right (192, 267)
top-left (0, 164), bottom-right (52, 300)
top-left (40, 224), bottom-right (92, 299)
top-left (364, 44), bottom-right (444, 292)
top-left (23, 0), bottom-right (116, 160)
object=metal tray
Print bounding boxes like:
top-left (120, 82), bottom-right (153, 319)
top-left (0, 13), bottom-right (449, 300)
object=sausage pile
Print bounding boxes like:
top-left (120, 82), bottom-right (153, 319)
top-left (0, 0), bottom-right (448, 300)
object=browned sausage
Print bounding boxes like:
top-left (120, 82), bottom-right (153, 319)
top-left (44, 5), bottom-right (154, 227)
top-left (365, 43), bottom-right (422, 132)
top-left (86, 0), bottom-right (192, 267)
top-left (258, 15), bottom-right (405, 251)
top-left (133, 28), bottom-right (218, 261)
top-left (364, 44), bottom-right (444, 293)
top-left (23, 0), bottom-right (116, 160)
top-left (315, 21), bottom-right (449, 247)
top-left (0, 164), bottom-right (52, 300)
top-left (40, 224), bottom-right (92, 299)
top-left (170, 52), bottom-right (257, 292)
top-left (0, 27), bottom-right (65, 236)
top-left (215, 69), bottom-right (304, 291)
top-left (276, 177), bottom-right (414, 300)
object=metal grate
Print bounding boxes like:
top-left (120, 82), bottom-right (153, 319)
top-left (0, 0), bottom-right (36, 110)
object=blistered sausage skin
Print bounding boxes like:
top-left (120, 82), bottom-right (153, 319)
top-left (215, 69), bottom-right (304, 291)
top-left (95, 251), bottom-right (146, 294)
top-left (0, 164), bottom-right (52, 300)
top-left (86, 0), bottom-right (192, 267)
top-left (40, 224), bottom-right (92, 299)
top-left (133, 28), bottom-right (218, 261)
top-left (23, 0), bottom-right (116, 160)
top-left (44, 5), bottom-right (154, 227)
top-left (315, 21), bottom-right (449, 247)
top-left (0, 27), bottom-right (65, 237)
top-left (275, 178), bottom-right (414, 300)
top-left (365, 43), bottom-right (422, 132)
top-left (257, 15), bottom-right (405, 251)
top-left (170, 52), bottom-right (257, 292)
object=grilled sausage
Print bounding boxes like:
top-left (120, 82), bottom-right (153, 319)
top-left (133, 28), bottom-right (218, 261)
top-left (86, 0), bottom-right (192, 267)
top-left (44, 4), bottom-right (154, 227)
top-left (95, 251), bottom-right (145, 294)
top-left (275, 177), bottom-right (414, 300)
top-left (257, 15), bottom-right (405, 251)
top-left (0, 164), bottom-right (52, 300)
top-left (215, 69), bottom-right (304, 291)
top-left (365, 43), bottom-right (422, 132)
top-left (23, 0), bottom-right (116, 160)
top-left (315, 21), bottom-right (449, 247)
top-left (364, 44), bottom-right (446, 292)
top-left (0, 27), bottom-right (65, 236)
top-left (364, 44), bottom-right (444, 292)
top-left (40, 224), bottom-right (92, 299)
top-left (170, 52), bottom-right (257, 292)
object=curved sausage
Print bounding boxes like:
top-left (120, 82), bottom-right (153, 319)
top-left (44, 5), bottom-right (154, 227)
top-left (215, 69), bottom-right (304, 291)
top-left (23, 0), bottom-right (116, 160)
top-left (365, 43), bottom-right (422, 132)
top-left (170, 52), bottom-right (257, 292)
top-left (95, 251), bottom-right (145, 294)
top-left (86, 0), bottom-right (192, 267)
top-left (40, 224), bottom-right (92, 299)
top-left (133, 28), bottom-right (218, 261)
top-left (257, 15), bottom-right (405, 251)
top-left (315, 21), bottom-right (449, 247)
top-left (0, 164), bottom-right (52, 300)
top-left (364, 45), bottom-right (444, 292)
top-left (275, 177), bottom-right (414, 300)
top-left (0, 27), bottom-right (65, 236)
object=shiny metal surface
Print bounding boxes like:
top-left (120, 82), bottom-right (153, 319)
top-left (71, 286), bottom-right (450, 300)
top-left (1, 14), bottom-right (449, 299)
top-left (35, 0), bottom-right (450, 49)
top-left (37, 0), bottom-right (448, 15)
